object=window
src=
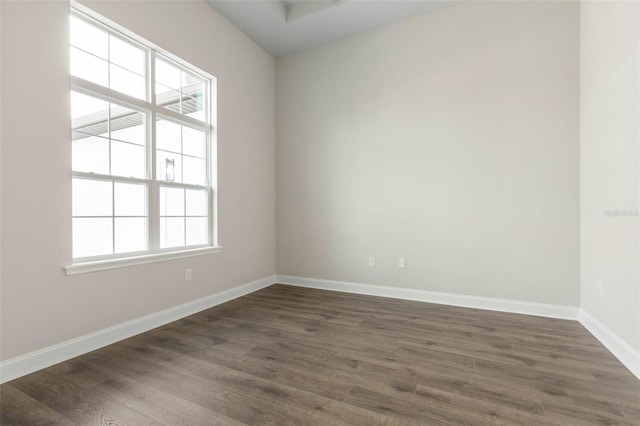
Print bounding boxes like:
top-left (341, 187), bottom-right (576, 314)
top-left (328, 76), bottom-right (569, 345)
top-left (68, 7), bottom-right (218, 272)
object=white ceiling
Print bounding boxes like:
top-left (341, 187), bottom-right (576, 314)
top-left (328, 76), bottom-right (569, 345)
top-left (206, 0), bottom-right (453, 57)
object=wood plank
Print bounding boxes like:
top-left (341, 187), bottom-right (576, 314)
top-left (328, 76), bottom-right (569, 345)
top-left (0, 384), bottom-right (72, 426)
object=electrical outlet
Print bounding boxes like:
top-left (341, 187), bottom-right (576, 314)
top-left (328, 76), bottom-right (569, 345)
top-left (398, 258), bottom-right (406, 268)
top-left (185, 268), bottom-right (193, 281)
top-left (368, 257), bottom-right (376, 267)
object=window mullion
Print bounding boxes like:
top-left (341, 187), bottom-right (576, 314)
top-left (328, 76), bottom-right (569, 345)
top-left (71, 76), bottom-right (153, 113)
top-left (112, 180), bottom-right (116, 255)
top-left (207, 117), bottom-right (213, 247)
top-left (149, 179), bottom-right (159, 253)
top-left (108, 98), bottom-right (115, 255)
top-left (153, 105), bottom-right (209, 130)
top-left (208, 78), bottom-right (215, 246)
top-left (149, 142), bottom-right (159, 252)
top-left (149, 50), bottom-right (160, 253)
top-left (71, 171), bottom-right (150, 185)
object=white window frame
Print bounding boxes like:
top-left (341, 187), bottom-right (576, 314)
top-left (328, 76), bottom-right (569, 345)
top-left (65, 4), bottom-right (220, 275)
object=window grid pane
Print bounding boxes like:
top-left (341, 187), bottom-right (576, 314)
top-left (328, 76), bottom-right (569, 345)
top-left (70, 16), bottom-right (148, 100)
top-left (70, 15), bottom-right (108, 59)
top-left (72, 178), bottom-right (150, 258)
top-left (71, 91), bottom-right (148, 179)
top-left (155, 56), bottom-right (207, 120)
top-left (71, 47), bottom-right (109, 87)
top-left (155, 118), bottom-right (207, 186)
top-left (115, 218), bottom-right (148, 253)
top-left (71, 11), bottom-right (212, 260)
top-left (73, 218), bottom-right (113, 258)
top-left (109, 35), bottom-right (145, 75)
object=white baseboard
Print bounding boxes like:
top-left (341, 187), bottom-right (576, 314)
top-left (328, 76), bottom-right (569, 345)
top-left (276, 275), bottom-right (580, 320)
top-left (579, 309), bottom-right (640, 380)
top-left (0, 275), bottom-right (276, 384)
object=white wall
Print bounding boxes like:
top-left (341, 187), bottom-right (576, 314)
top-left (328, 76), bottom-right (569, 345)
top-left (276, 1), bottom-right (580, 305)
top-left (580, 1), bottom-right (640, 353)
top-left (0, 0), bottom-right (275, 361)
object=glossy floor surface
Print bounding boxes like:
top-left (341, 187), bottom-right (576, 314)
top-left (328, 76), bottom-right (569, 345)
top-left (2, 284), bottom-right (639, 425)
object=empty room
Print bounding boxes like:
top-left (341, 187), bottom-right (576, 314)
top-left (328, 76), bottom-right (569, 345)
top-left (1, 0), bottom-right (639, 424)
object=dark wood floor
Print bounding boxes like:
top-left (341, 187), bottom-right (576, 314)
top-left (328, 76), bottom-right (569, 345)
top-left (1, 284), bottom-right (639, 425)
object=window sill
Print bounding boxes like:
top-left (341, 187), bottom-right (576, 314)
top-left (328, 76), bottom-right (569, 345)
top-left (65, 246), bottom-right (223, 275)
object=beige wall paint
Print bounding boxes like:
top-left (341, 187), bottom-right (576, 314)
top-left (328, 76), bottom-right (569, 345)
top-left (0, 0), bottom-right (276, 361)
top-left (580, 0), bottom-right (640, 352)
top-left (276, 1), bottom-right (580, 305)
